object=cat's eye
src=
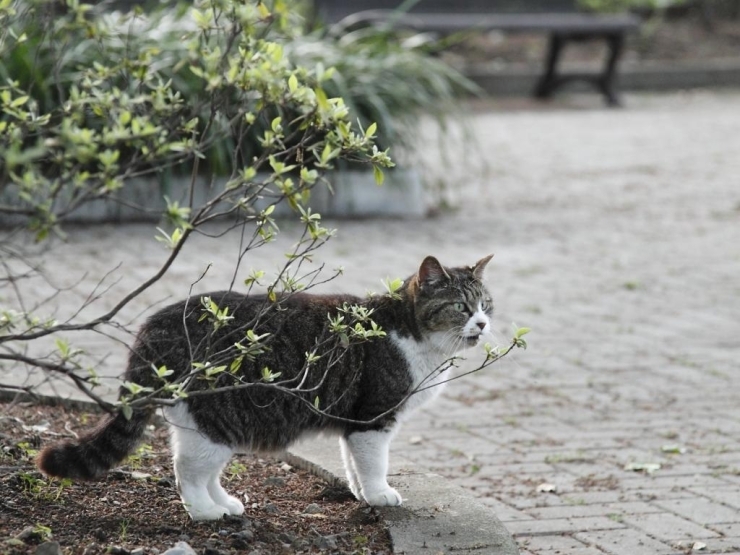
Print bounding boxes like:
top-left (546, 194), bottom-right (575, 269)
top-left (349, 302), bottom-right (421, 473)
top-left (453, 302), bottom-right (467, 313)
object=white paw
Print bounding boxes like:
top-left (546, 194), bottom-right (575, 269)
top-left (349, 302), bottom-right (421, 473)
top-left (186, 502), bottom-right (230, 521)
top-left (362, 486), bottom-right (403, 507)
top-left (222, 495), bottom-right (245, 516)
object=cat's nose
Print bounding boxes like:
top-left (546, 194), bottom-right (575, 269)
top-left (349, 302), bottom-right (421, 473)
top-left (476, 321), bottom-right (486, 331)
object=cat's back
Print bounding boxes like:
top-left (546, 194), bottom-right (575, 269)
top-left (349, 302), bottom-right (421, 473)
top-left (142, 290), bottom-right (363, 330)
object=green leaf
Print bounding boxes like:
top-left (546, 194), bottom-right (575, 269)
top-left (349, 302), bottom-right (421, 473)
top-left (121, 404), bottom-right (133, 421)
top-left (10, 95), bottom-right (29, 108)
top-left (313, 396), bottom-right (320, 409)
top-left (373, 165), bottom-right (385, 186)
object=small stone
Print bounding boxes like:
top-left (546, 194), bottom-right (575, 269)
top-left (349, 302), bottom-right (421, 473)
top-left (263, 502), bottom-right (279, 514)
top-left (130, 549), bottom-right (144, 555)
top-left (108, 546), bottom-right (129, 555)
top-left (82, 543), bottom-right (98, 555)
top-left (229, 530), bottom-right (254, 551)
top-left (222, 514), bottom-right (248, 526)
top-left (292, 539), bottom-right (310, 550)
top-left (315, 536), bottom-right (337, 551)
top-left (303, 503), bottom-right (323, 514)
top-left (35, 542), bottom-right (63, 555)
top-left (263, 476), bottom-right (285, 487)
top-left (93, 529), bottom-right (108, 542)
top-left (218, 529), bottom-right (229, 537)
top-left (156, 477), bottom-right (174, 488)
top-left (277, 533), bottom-right (294, 545)
top-left (162, 542), bottom-right (197, 555)
top-left (15, 526), bottom-right (36, 541)
top-left (279, 463), bottom-right (292, 472)
top-left (230, 530), bottom-right (254, 542)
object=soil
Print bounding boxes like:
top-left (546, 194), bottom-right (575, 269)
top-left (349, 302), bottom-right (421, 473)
top-left (0, 401), bottom-right (392, 555)
top-left (441, 13), bottom-right (740, 69)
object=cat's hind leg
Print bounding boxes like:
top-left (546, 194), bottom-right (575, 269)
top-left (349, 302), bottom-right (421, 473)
top-left (339, 436), bottom-right (361, 500)
top-left (346, 429), bottom-right (402, 506)
top-left (167, 405), bottom-right (237, 520)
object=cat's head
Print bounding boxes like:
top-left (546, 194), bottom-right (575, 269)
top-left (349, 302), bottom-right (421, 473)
top-left (409, 255), bottom-right (494, 353)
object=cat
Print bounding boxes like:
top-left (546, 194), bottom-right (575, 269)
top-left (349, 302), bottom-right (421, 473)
top-left (37, 254), bottom-right (494, 520)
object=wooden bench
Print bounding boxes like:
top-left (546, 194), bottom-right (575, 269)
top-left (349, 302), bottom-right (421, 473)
top-left (312, 0), bottom-right (642, 106)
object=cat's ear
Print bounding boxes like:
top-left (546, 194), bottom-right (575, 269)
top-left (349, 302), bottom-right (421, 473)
top-left (471, 254), bottom-right (494, 280)
top-left (418, 256), bottom-right (450, 287)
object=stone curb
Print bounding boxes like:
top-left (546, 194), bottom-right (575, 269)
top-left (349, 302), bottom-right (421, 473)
top-left (1, 388), bottom-right (519, 554)
top-left (287, 438), bottom-right (520, 555)
top-left (466, 58), bottom-right (740, 97)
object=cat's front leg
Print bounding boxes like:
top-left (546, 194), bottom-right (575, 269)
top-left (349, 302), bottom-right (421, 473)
top-left (345, 429), bottom-right (402, 507)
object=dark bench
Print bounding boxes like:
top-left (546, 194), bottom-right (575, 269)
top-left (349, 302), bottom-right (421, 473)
top-left (312, 0), bottom-right (642, 106)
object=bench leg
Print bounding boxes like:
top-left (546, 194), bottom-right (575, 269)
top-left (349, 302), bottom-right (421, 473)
top-left (534, 34), bottom-right (564, 100)
top-left (599, 33), bottom-right (625, 107)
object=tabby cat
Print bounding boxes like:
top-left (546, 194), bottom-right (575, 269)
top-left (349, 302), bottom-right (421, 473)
top-left (38, 255), bottom-right (494, 520)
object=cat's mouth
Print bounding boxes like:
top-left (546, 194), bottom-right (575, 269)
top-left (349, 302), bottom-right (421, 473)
top-left (462, 335), bottom-right (480, 347)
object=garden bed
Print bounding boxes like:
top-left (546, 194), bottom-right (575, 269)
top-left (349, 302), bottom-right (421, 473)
top-left (0, 401), bottom-right (391, 555)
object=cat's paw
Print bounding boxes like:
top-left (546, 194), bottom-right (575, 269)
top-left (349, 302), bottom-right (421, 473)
top-left (186, 502), bottom-right (230, 521)
top-left (221, 495), bottom-right (245, 516)
top-left (362, 487), bottom-right (403, 507)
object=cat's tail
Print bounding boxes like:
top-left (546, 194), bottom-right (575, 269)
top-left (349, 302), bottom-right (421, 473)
top-left (37, 407), bottom-right (154, 480)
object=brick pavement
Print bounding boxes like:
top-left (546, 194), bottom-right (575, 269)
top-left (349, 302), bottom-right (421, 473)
top-left (3, 91), bottom-right (740, 553)
top-left (390, 91), bottom-right (740, 554)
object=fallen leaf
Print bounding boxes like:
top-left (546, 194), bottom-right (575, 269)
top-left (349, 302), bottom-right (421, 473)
top-left (661, 444), bottom-right (686, 454)
top-left (624, 462), bottom-right (661, 474)
top-left (22, 421), bottom-right (50, 433)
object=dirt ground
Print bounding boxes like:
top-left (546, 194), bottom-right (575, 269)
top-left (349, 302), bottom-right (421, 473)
top-left (0, 401), bottom-right (392, 555)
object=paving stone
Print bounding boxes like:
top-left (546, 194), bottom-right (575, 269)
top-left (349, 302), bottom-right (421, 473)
top-left (505, 516), bottom-right (626, 536)
top-left (477, 497), bottom-right (535, 522)
top-left (654, 497), bottom-right (740, 525)
top-left (621, 512), bottom-right (720, 542)
top-left (575, 529), bottom-right (677, 555)
top-left (673, 537), bottom-right (740, 553)
top-left (709, 523), bottom-right (740, 536)
top-left (519, 534), bottom-right (593, 552)
top-left (690, 486), bottom-right (740, 510)
top-left (525, 501), bottom-right (661, 520)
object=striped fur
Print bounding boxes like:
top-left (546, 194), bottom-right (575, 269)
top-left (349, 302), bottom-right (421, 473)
top-left (37, 407), bottom-right (153, 479)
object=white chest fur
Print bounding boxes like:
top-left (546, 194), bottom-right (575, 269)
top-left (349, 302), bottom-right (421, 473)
top-left (390, 331), bottom-right (453, 422)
